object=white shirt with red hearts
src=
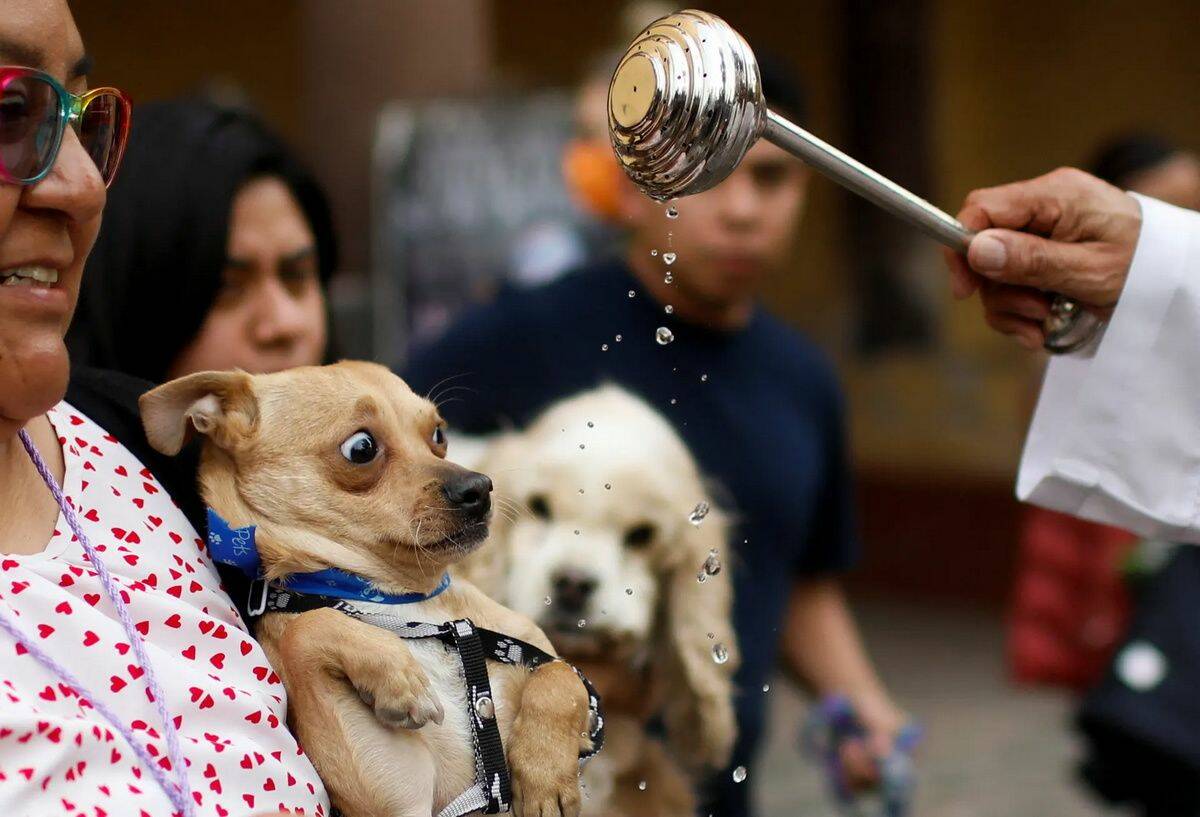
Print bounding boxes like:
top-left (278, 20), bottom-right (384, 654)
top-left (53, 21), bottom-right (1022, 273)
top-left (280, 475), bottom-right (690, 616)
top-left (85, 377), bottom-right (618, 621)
top-left (0, 402), bottom-right (330, 817)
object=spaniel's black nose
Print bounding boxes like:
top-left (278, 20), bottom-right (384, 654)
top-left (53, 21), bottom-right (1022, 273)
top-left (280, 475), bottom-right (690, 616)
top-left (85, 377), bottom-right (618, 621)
top-left (552, 569), bottom-right (598, 614)
top-left (442, 471), bottom-right (493, 518)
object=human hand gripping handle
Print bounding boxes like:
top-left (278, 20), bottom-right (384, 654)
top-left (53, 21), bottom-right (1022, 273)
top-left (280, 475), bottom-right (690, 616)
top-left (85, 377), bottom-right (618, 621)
top-left (944, 168), bottom-right (1144, 351)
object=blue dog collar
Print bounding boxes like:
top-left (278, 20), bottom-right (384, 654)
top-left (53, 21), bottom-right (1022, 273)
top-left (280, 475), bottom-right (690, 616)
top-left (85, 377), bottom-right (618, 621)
top-left (205, 507), bottom-right (451, 608)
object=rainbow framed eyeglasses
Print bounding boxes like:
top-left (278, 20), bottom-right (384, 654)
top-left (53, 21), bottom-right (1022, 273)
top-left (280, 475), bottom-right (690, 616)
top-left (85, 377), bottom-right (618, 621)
top-left (0, 66), bottom-right (131, 187)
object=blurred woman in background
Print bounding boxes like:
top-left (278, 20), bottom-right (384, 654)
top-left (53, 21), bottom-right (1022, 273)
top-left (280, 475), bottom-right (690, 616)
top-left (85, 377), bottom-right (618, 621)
top-left (68, 98), bottom-right (337, 380)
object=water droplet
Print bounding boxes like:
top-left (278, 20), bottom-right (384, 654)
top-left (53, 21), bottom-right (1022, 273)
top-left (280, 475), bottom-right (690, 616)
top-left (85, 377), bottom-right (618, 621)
top-left (615, 334), bottom-right (623, 342)
top-left (732, 766), bottom-right (748, 783)
top-left (637, 780), bottom-right (648, 792)
top-left (670, 398), bottom-right (678, 405)
top-left (666, 205), bottom-right (679, 219)
top-left (605, 483), bottom-right (612, 490)
top-left (665, 305), bottom-right (674, 314)
top-left (578, 488), bottom-right (585, 494)
top-left (625, 587), bottom-right (634, 595)
top-left (656, 327), bottom-right (675, 345)
top-left (702, 549), bottom-right (722, 576)
top-left (689, 501), bottom-right (711, 526)
top-left (628, 290), bottom-right (636, 298)
top-left (700, 373), bottom-right (708, 382)
top-left (544, 596), bottom-right (552, 606)
top-left (577, 619), bottom-right (587, 628)
top-left (650, 249), bottom-right (659, 257)
top-left (664, 273), bottom-right (674, 284)
top-left (712, 643), bottom-right (729, 664)
top-left (574, 529), bottom-right (580, 535)
top-left (663, 252), bottom-right (677, 265)
top-left (601, 343), bottom-right (609, 351)
top-left (761, 683), bottom-right (771, 693)
top-left (696, 570), bottom-right (708, 583)
top-left (707, 631), bottom-right (715, 639)
top-left (587, 421), bottom-right (594, 428)
top-left (579, 443), bottom-right (586, 450)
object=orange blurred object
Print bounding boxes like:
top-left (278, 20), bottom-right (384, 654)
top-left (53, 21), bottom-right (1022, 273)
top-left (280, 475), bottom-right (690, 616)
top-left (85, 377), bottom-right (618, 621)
top-left (562, 138), bottom-right (623, 221)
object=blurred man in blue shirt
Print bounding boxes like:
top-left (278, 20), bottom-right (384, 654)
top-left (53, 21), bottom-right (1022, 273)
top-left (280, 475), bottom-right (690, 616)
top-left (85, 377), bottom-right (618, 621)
top-left (405, 59), bottom-right (904, 817)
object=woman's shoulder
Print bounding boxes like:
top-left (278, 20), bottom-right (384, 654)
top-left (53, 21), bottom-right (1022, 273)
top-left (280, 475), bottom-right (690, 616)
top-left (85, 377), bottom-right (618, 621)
top-left (65, 366), bottom-right (203, 528)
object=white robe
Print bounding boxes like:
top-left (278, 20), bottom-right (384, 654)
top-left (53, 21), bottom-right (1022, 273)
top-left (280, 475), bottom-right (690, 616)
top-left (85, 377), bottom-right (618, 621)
top-left (1018, 193), bottom-right (1200, 542)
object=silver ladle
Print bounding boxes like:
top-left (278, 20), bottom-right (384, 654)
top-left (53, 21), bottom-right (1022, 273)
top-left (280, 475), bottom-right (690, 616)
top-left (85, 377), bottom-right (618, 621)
top-left (607, 9), bottom-right (1100, 354)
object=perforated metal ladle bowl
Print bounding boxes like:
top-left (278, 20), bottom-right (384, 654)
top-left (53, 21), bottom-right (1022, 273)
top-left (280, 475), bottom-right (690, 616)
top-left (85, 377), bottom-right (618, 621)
top-left (608, 9), bottom-right (1100, 353)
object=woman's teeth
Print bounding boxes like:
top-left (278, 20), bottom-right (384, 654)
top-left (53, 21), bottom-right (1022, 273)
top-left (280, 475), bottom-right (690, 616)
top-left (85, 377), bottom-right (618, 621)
top-left (0, 266), bottom-right (60, 287)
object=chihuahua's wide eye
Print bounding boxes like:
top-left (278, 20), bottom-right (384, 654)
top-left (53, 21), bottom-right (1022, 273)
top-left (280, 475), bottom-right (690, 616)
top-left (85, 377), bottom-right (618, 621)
top-left (339, 430), bottom-right (378, 464)
top-left (624, 523), bottom-right (655, 549)
top-left (432, 426), bottom-right (446, 447)
top-left (528, 494), bottom-right (551, 519)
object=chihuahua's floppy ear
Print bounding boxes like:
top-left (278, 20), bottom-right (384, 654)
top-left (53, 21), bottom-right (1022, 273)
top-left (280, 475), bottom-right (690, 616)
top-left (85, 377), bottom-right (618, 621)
top-left (139, 370), bottom-right (258, 456)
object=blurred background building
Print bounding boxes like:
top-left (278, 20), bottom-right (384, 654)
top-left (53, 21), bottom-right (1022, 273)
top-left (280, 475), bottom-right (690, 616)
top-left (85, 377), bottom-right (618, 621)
top-left (72, 2), bottom-right (1200, 813)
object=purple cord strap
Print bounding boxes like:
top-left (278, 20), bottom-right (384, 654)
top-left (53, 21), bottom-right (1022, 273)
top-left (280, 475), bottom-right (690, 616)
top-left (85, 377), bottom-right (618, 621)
top-left (0, 429), bottom-right (195, 817)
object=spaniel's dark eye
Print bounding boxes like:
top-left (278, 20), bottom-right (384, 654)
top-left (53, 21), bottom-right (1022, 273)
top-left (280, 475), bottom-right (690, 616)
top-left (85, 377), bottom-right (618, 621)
top-left (624, 523), bottom-right (655, 549)
top-left (432, 426), bottom-right (446, 447)
top-left (528, 494), bottom-right (551, 519)
top-left (339, 430), bottom-right (378, 464)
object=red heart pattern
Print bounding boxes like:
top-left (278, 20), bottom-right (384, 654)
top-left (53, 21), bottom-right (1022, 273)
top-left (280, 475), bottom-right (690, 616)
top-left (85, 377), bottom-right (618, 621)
top-left (2, 403), bottom-right (326, 815)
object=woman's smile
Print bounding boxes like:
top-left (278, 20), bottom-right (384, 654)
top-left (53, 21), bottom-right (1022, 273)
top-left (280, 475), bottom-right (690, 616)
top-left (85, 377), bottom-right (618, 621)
top-left (0, 262), bottom-right (71, 316)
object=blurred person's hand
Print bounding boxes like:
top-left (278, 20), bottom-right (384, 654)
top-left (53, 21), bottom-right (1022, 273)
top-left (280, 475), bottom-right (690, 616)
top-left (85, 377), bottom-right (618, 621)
top-left (837, 693), bottom-right (909, 791)
top-left (944, 168), bottom-right (1143, 349)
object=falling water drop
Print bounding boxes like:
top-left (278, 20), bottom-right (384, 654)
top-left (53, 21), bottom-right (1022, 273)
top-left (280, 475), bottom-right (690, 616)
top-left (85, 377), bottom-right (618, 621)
top-left (579, 443), bottom-right (586, 450)
top-left (712, 643), bottom-right (729, 664)
top-left (689, 501), bottom-right (711, 526)
top-left (650, 249), bottom-right (659, 257)
top-left (665, 305), bottom-right (674, 314)
top-left (696, 570), bottom-right (708, 583)
top-left (577, 619), bottom-right (587, 628)
top-left (615, 334), bottom-right (623, 342)
top-left (656, 327), bottom-right (675, 345)
top-left (732, 766), bottom-right (748, 783)
top-left (628, 290), bottom-right (636, 298)
top-left (543, 596), bottom-right (552, 606)
top-left (664, 273), bottom-right (674, 284)
top-left (702, 549), bottom-right (722, 576)
top-left (587, 421), bottom-right (594, 428)
top-left (666, 205), bottom-right (679, 219)
top-left (700, 373), bottom-right (708, 382)
top-left (707, 631), bottom-right (715, 639)
top-left (637, 781), bottom-right (648, 792)
top-left (663, 252), bottom-right (677, 265)
top-left (761, 683), bottom-right (771, 693)
top-left (574, 529), bottom-right (580, 535)
top-left (625, 587), bottom-right (633, 595)
top-left (605, 483), bottom-right (612, 490)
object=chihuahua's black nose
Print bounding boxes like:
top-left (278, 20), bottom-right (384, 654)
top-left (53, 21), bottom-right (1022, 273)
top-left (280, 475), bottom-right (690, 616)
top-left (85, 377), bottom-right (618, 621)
top-left (552, 569), bottom-right (598, 614)
top-left (443, 471), bottom-right (493, 517)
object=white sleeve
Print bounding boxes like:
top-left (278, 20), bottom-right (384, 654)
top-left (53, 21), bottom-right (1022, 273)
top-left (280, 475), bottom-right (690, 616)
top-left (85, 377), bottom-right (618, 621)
top-left (1017, 194), bottom-right (1200, 542)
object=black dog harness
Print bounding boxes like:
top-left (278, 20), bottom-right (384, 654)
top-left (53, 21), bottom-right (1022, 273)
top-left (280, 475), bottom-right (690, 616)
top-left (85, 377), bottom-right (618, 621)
top-left (253, 581), bottom-right (605, 817)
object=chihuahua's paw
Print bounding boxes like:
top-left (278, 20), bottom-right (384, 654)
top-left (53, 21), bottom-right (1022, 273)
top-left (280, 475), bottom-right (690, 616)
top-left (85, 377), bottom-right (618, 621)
top-left (510, 755), bottom-right (581, 817)
top-left (356, 668), bottom-right (444, 730)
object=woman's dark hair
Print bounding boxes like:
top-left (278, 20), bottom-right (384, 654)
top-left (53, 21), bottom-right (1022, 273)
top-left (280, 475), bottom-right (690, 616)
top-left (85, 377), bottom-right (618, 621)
top-left (1088, 133), bottom-right (1180, 188)
top-left (68, 98), bottom-right (337, 383)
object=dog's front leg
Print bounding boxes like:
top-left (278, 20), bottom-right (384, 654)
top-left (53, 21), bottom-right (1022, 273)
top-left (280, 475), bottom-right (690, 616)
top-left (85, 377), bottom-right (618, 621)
top-left (272, 609), bottom-right (444, 817)
top-left (508, 660), bottom-right (591, 817)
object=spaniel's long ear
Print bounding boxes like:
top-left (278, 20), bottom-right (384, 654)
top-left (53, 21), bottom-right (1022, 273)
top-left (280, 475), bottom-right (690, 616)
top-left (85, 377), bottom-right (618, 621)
top-left (657, 500), bottom-right (740, 773)
top-left (139, 370), bottom-right (258, 456)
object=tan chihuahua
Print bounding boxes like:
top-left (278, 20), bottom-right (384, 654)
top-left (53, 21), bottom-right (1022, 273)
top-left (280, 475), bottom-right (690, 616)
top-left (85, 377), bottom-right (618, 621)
top-left (140, 362), bottom-right (594, 817)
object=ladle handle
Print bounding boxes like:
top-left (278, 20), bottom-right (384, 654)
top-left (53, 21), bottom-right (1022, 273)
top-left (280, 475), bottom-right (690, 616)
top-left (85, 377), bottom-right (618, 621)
top-left (762, 110), bottom-right (1102, 353)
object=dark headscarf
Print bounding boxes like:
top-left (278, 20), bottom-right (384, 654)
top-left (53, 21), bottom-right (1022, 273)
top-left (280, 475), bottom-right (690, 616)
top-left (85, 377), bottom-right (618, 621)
top-left (68, 98), bottom-right (337, 383)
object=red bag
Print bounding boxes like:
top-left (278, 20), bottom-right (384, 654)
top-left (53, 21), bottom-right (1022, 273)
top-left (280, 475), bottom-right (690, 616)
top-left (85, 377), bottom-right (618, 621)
top-left (1007, 507), bottom-right (1135, 692)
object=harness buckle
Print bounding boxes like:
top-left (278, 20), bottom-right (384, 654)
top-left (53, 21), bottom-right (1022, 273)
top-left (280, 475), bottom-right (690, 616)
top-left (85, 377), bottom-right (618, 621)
top-left (247, 577), bottom-right (269, 618)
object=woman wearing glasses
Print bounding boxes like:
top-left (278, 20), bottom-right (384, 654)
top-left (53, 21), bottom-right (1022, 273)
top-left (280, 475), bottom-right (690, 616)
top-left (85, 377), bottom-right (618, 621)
top-left (0, 2), bottom-right (328, 815)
